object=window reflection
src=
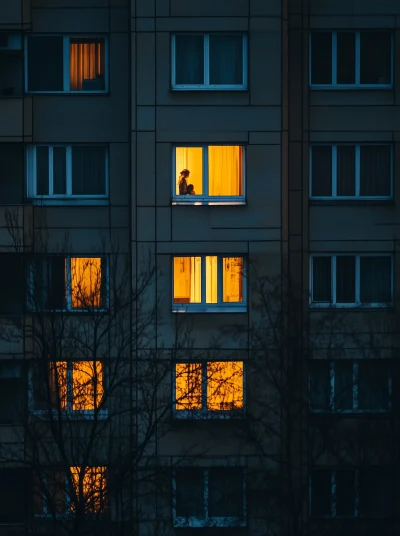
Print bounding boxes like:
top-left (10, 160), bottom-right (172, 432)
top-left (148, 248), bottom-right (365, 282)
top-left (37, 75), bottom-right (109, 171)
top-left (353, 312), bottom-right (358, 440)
top-left (70, 466), bottom-right (106, 513)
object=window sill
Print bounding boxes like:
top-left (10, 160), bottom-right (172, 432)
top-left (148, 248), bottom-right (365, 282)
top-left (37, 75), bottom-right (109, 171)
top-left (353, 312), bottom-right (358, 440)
top-left (172, 305), bottom-right (247, 313)
top-left (172, 198), bottom-right (246, 206)
top-left (310, 303), bottom-right (392, 310)
top-left (32, 410), bottom-right (108, 420)
top-left (309, 198), bottom-right (393, 205)
top-left (310, 409), bottom-right (390, 415)
top-left (310, 84), bottom-right (393, 90)
top-left (174, 409), bottom-right (245, 419)
top-left (29, 198), bottom-right (109, 206)
top-left (171, 85), bottom-right (247, 91)
top-left (25, 90), bottom-right (109, 95)
top-left (174, 516), bottom-right (246, 528)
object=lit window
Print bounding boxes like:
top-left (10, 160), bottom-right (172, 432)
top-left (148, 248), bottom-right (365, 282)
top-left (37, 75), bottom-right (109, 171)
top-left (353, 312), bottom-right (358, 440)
top-left (172, 33), bottom-right (247, 90)
top-left (70, 257), bottom-right (102, 309)
top-left (71, 466), bottom-right (107, 513)
top-left (26, 35), bottom-right (107, 93)
top-left (175, 361), bottom-right (244, 416)
top-left (174, 146), bottom-right (245, 202)
top-left (310, 144), bottom-right (392, 199)
top-left (310, 31), bottom-right (392, 88)
top-left (27, 145), bottom-right (108, 200)
top-left (173, 256), bottom-right (245, 312)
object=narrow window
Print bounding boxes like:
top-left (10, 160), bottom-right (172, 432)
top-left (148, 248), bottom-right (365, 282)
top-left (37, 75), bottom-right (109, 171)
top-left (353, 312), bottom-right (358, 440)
top-left (312, 257), bottom-right (331, 303)
top-left (72, 361), bottom-right (104, 411)
top-left (70, 257), bottom-right (103, 309)
top-left (175, 363), bottom-right (203, 410)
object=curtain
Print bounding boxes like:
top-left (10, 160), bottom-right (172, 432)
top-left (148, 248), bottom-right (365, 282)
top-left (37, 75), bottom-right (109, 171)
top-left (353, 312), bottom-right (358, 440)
top-left (70, 258), bottom-right (102, 309)
top-left (175, 147), bottom-right (202, 195)
top-left (173, 257), bottom-right (201, 303)
top-left (312, 257), bottom-right (331, 302)
top-left (72, 146), bottom-right (106, 195)
top-left (175, 363), bottom-right (202, 410)
top-left (360, 256), bottom-right (391, 303)
top-left (311, 146), bottom-right (332, 197)
top-left (207, 361), bottom-right (243, 410)
top-left (175, 35), bottom-right (204, 85)
top-left (336, 256), bottom-right (355, 303)
top-left (360, 145), bottom-right (391, 196)
top-left (72, 361), bottom-right (104, 411)
top-left (209, 35), bottom-right (243, 85)
top-left (337, 145), bottom-right (355, 196)
top-left (208, 146), bottom-right (242, 196)
top-left (222, 257), bottom-right (243, 302)
top-left (70, 40), bottom-right (103, 91)
top-left (206, 256), bottom-right (217, 303)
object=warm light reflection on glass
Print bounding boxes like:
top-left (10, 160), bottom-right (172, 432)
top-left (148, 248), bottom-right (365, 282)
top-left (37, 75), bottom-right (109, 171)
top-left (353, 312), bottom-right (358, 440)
top-left (223, 257), bottom-right (244, 302)
top-left (70, 466), bottom-right (106, 513)
top-left (173, 257), bottom-right (201, 303)
top-left (175, 147), bottom-right (203, 196)
top-left (50, 361), bottom-right (68, 409)
top-left (205, 256), bottom-right (217, 303)
top-left (70, 40), bottom-right (103, 91)
top-left (175, 363), bottom-right (202, 410)
top-left (70, 257), bottom-right (102, 309)
top-left (72, 361), bottom-right (104, 411)
top-left (207, 361), bottom-right (244, 410)
top-left (208, 146), bottom-right (243, 196)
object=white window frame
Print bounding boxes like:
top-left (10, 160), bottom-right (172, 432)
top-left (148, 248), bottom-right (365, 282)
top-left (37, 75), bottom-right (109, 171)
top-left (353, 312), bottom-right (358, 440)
top-left (173, 361), bottom-right (246, 419)
top-left (309, 144), bottom-right (393, 200)
top-left (26, 145), bottom-right (109, 204)
top-left (24, 35), bottom-right (109, 94)
top-left (309, 254), bottom-right (393, 308)
top-left (172, 255), bottom-right (247, 313)
top-left (309, 31), bottom-right (393, 89)
top-left (173, 468), bottom-right (246, 528)
top-left (172, 144), bottom-right (246, 205)
top-left (309, 360), bottom-right (392, 414)
top-left (310, 469), bottom-right (359, 518)
top-left (171, 33), bottom-right (248, 90)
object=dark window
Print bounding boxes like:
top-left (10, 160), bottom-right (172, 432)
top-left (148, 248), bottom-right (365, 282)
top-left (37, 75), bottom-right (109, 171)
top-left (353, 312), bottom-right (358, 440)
top-left (360, 32), bottom-right (391, 85)
top-left (312, 257), bottom-right (331, 302)
top-left (358, 361), bottom-right (390, 411)
top-left (175, 469), bottom-right (204, 517)
top-left (0, 362), bottom-right (23, 423)
top-left (27, 36), bottom-right (64, 91)
top-left (72, 146), bottom-right (106, 195)
top-left (53, 147), bottom-right (67, 195)
top-left (337, 146), bottom-right (355, 196)
top-left (360, 256), bottom-right (391, 304)
top-left (36, 146), bottom-right (49, 195)
top-left (0, 144), bottom-right (23, 203)
top-left (335, 361), bottom-right (353, 410)
top-left (0, 254), bottom-right (23, 314)
top-left (311, 146), bottom-right (332, 197)
top-left (31, 257), bottom-right (65, 311)
top-left (337, 32), bottom-right (355, 84)
top-left (0, 468), bottom-right (28, 522)
top-left (311, 470), bottom-right (331, 516)
top-left (336, 470), bottom-right (355, 516)
top-left (360, 145), bottom-right (391, 197)
top-left (336, 256), bottom-right (355, 303)
top-left (359, 468), bottom-right (392, 517)
top-left (309, 360), bottom-right (330, 411)
top-left (209, 35), bottom-right (243, 85)
top-left (208, 468), bottom-right (244, 517)
top-left (311, 33), bottom-right (332, 84)
top-left (175, 35), bottom-right (204, 85)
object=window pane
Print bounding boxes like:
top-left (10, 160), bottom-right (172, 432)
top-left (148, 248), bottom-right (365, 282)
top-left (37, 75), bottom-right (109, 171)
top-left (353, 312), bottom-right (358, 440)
top-left (207, 361), bottom-right (244, 411)
top-left (175, 469), bottom-right (204, 517)
top-left (72, 146), bottom-right (106, 195)
top-left (49, 361), bottom-right (68, 410)
top-left (49, 257), bottom-right (66, 310)
top-left (209, 35), bottom-right (243, 85)
top-left (312, 257), bottom-right (331, 302)
top-left (335, 361), bottom-right (353, 410)
top-left (46, 469), bottom-right (67, 515)
top-left (337, 146), bottom-right (355, 196)
top-left (360, 32), bottom-right (391, 85)
top-left (175, 147), bottom-right (203, 196)
top-left (358, 360), bottom-right (389, 411)
top-left (359, 468), bottom-right (392, 517)
top-left (311, 146), bottom-right (332, 197)
top-left (36, 146), bottom-right (49, 195)
top-left (0, 468), bottom-right (28, 522)
top-left (206, 256), bottom-right (217, 304)
top-left (309, 360), bottom-right (330, 411)
top-left (337, 32), bottom-right (355, 84)
top-left (0, 144), bottom-right (23, 203)
top-left (360, 256), bottom-right (391, 304)
top-left (71, 466), bottom-right (107, 513)
top-left (336, 470), bottom-right (355, 516)
top-left (175, 363), bottom-right (202, 410)
top-left (27, 36), bottom-right (64, 91)
top-left (70, 38), bottom-right (105, 91)
top-left (53, 147), bottom-right (66, 195)
top-left (311, 33), bottom-right (332, 84)
top-left (175, 35), bottom-right (204, 85)
top-left (311, 470), bottom-right (332, 516)
top-left (223, 257), bottom-right (243, 303)
top-left (72, 361), bottom-right (104, 411)
top-left (336, 256), bottom-right (355, 303)
top-left (173, 257), bottom-right (201, 304)
top-left (208, 146), bottom-right (243, 196)
top-left (208, 469), bottom-right (244, 517)
top-left (360, 145), bottom-right (391, 197)
top-left (70, 258), bottom-right (102, 309)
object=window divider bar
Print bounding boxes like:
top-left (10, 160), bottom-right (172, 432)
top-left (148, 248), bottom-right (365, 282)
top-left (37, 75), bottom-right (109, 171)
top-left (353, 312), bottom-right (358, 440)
top-left (66, 257), bottom-right (72, 310)
top-left (218, 257), bottom-right (223, 304)
top-left (201, 257), bottom-right (206, 304)
top-left (330, 361), bottom-right (335, 411)
top-left (332, 32), bottom-right (337, 84)
top-left (66, 146), bottom-right (72, 196)
top-left (353, 361), bottom-right (358, 410)
top-left (332, 256), bottom-right (337, 304)
top-left (202, 362), bottom-right (208, 412)
top-left (331, 470), bottom-right (336, 517)
top-left (204, 35), bottom-right (209, 86)
top-left (332, 145), bottom-right (337, 197)
top-left (355, 145), bottom-right (360, 197)
top-left (63, 37), bottom-right (70, 91)
top-left (204, 146), bottom-right (209, 196)
top-left (67, 362), bottom-right (73, 412)
top-left (48, 147), bottom-right (54, 196)
top-left (204, 470), bottom-right (209, 520)
top-left (355, 32), bottom-right (361, 85)
top-left (355, 256), bottom-right (360, 304)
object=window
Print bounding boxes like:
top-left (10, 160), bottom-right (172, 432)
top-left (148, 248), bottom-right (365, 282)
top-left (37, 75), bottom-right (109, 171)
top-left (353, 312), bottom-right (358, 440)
top-left (0, 254), bottom-right (24, 314)
top-left (34, 466), bottom-right (107, 516)
top-left (33, 361), bottom-right (106, 415)
top-left (310, 144), bottom-right (392, 199)
top-left (0, 144), bottom-right (23, 203)
top-left (309, 360), bottom-right (391, 413)
top-left (174, 361), bottom-right (244, 417)
top-left (172, 33), bottom-right (247, 90)
top-left (173, 467), bottom-right (246, 527)
top-left (0, 468), bottom-right (29, 522)
top-left (310, 31), bottom-right (392, 88)
top-left (173, 145), bottom-right (245, 203)
top-left (173, 256), bottom-right (246, 312)
top-left (27, 145), bottom-right (108, 201)
top-left (28, 256), bottom-right (107, 312)
top-left (310, 468), bottom-right (392, 518)
top-left (310, 254), bottom-right (392, 307)
top-left (0, 362), bottom-right (23, 423)
top-left (26, 35), bottom-right (107, 93)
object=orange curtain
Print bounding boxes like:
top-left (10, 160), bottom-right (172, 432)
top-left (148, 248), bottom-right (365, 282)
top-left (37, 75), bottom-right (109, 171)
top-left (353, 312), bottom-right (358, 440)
top-left (175, 363), bottom-right (202, 410)
top-left (223, 257), bottom-right (244, 302)
top-left (173, 257), bottom-right (201, 303)
top-left (208, 146), bottom-right (243, 196)
top-left (70, 258), bottom-right (102, 309)
top-left (207, 361), bottom-right (244, 410)
top-left (205, 256), bottom-right (217, 303)
top-left (70, 41), bottom-right (102, 90)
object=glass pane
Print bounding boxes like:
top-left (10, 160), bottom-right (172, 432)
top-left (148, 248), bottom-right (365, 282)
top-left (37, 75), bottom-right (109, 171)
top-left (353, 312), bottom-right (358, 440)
top-left (312, 257), bottom-right (331, 302)
top-left (311, 470), bottom-right (332, 516)
top-left (27, 36), bottom-right (64, 91)
top-left (53, 147), bottom-right (66, 195)
top-left (70, 466), bottom-right (106, 513)
top-left (72, 146), bottom-right (106, 195)
top-left (175, 469), bottom-right (204, 517)
top-left (49, 257), bottom-right (66, 310)
top-left (49, 361), bottom-right (67, 410)
top-left (336, 256), bottom-right (355, 303)
top-left (360, 145), bottom-right (391, 197)
top-left (70, 38), bottom-right (105, 91)
top-left (337, 146), bottom-right (355, 196)
top-left (72, 361), bottom-right (104, 411)
top-left (70, 258), bottom-right (102, 309)
top-left (173, 257), bottom-right (201, 304)
top-left (360, 256), bottom-right (391, 304)
top-left (175, 35), bottom-right (204, 85)
top-left (309, 360), bottom-right (330, 411)
top-left (311, 146), bottom-right (332, 197)
top-left (336, 470), bottom-right (355, 516)
top-left (175, 363), bottom-right (202, 410)
top-left (36, 146), bottom-right (49, 195)
top-left (359, 468), bottom-right (392, 517)
top-left (335, 361), bottom-right (353, 410)
top-left (47, 469), bottom-right (67, 515)
top-left (208, 146), bottom-right (243, 196)
top-left (223, 257), bottom-right (243, 303)
top-left (207, 361), bottom-right (244, 411)
top-left (360, 32), bottom-right (391, 85)
top-left (209, 35), bottom-right (243, 85)
top-left (205, 256), bottom-right (217, 303)
top-left (175, 147), bottom-right (203, 196)
top-left (358, 360), bottom-right (389, 411)
top-left (208, 469), bottom-right (243, 517)
top-left (311, 33), bottom-right (332, 84)
top-left (337, 32), bottom-right (355, 84)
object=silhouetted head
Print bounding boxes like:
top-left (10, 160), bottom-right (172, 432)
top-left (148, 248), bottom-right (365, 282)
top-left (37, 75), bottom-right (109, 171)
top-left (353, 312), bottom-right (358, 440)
top-left (180, 169), bottom-right (190, 178)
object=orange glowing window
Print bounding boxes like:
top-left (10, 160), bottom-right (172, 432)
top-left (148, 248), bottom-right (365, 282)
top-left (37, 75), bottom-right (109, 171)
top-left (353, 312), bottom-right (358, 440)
top-left (49, 361), bottom-right (68, 410)
top-left (175, 363), bottom-right (202, 410)
top-left (70, 257), bottom-right (102, 309)
top-left (70, 466), bottom-right (107, 513)
top-left (70, 39), bottom-right (105, 91)
top-left (173, 257), bottom-right (201, 304)
top-left (223, 257), bottom-right (244, 303)
top-left (72, 361), bottom-right (104, 411)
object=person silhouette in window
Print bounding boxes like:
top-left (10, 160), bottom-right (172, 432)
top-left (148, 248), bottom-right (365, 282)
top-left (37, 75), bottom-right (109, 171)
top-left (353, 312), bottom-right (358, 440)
top-left (187, 184), bottom-right (195, 195)
top-left (178, 169), bottom-right (190, 195)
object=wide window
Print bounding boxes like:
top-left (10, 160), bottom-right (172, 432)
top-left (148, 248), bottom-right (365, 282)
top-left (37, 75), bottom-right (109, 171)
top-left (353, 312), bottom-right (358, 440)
top-left (173, 467), bottom-right (246, 527)
top-left (26, 35), bottom-right (107, 93)
top-left (310, 31), bottom-right (392, 88)
top-left (172, 33), bottom-right (247, 90)
top-left (28, 256), bottom-right (107, 312)
top-left (310, 254), bottom-right (392, 307)
top-left (175, 361), bottom-right (244, 417)
top-left (309, 360), bottom-right (391, 413)
top-left (173, 256), bottom-right (246, 312)
top-left (27, 145), bottom-right (108, 201)
top-left (173, 146), bottom-right (245, 202)
top-left (310, 144), bottom-right (392, 199)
